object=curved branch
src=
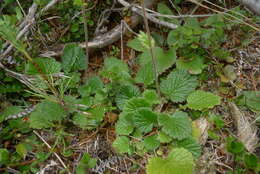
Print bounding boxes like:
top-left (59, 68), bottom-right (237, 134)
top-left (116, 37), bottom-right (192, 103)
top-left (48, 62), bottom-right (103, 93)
top-left (40, 0), bottom-right (156, 57)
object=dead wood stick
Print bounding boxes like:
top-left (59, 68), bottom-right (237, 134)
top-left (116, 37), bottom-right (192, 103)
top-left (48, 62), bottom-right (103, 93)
top-left (40, 0), bottom-right (156, 57)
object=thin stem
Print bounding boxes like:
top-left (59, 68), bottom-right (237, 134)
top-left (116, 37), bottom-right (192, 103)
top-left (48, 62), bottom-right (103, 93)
top-left (141, 0), bottom-right (161, 97)
top-left (82, 0), bottom-right (89, 74)
top-left (33, 131), bottom-right (71, 174)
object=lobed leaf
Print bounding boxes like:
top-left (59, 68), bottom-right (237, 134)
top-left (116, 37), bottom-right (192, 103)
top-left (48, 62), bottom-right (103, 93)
top-left (158, 111), bottom-right (192, 140)
top-left (160, 69), bottom-right (198, 102)
top-left (146, 148), bottom-right (194, 174)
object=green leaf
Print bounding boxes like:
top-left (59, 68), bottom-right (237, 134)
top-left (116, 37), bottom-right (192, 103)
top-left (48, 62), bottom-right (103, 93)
top-left (176, 137), bottom-right (201, 158)
top-left (123, 97), bottom-right (151, 113)
top-left (160, 70), bottom-right (198, 102)
top-left (0, 106), bottom-right (23, 123)
top-left (158, 111), bottom-right (192, 140)
top-left (187, 90), bottom-right (221, 110)
top-left (115, 113), bottom-right (134, 135)
top-left (146, 148), bottom-right (194, 174)
top-left (227, 138), bottom-right (245, 154)
top-left (157, 131), bottom-right (172, 143)
top-left (16, 143), bottom-right (27, 158)
top-left (25, 57), bottom-right (61, 75)
top-left (73, 0), bottom-right (83, 6)
top-left (143, 89), bottom-right (160, 105)
top-left (101, 57), bottom-right (130, 82)
top-left (29, 100), bottom-right (66, 129)
top-left (0, 148), bottom-right (9, 165)
top-left (135, 61), bottom-right (154, 86)
top-left (244, 154), bottom-right (258, 169)
top-left (132, 108), bottom-right (158, 133)
top-left (61, 44), bottom-right (87, 73)
top-left (78, 76), bottom-right (104, 97)
top-left (136, 47), bottom-right (176, 85)
top-left (112, 136), bottom-right (132, 154)
top-left (76, 153), bottom-right (97, 174)
top-left (139, 47), bottom-right (176, 73)
top-left (176, 55), bottom-right (206, 74)
top-left (157, 3), bottom-right (179, 24)
top-left (243, 91), bottom-right (260, 112)
top-left (127, 38), bottom-right (147, 52)
top-left (144, 135), bottom-right (160, 151)
top-left (73, 106), bottom-right (105, 129)
top-left (115, 85), bottom-right (141, 110)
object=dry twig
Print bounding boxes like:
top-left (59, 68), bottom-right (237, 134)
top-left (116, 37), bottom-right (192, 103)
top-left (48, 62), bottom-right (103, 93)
top-left (33, 130), bottom-right (71, 174)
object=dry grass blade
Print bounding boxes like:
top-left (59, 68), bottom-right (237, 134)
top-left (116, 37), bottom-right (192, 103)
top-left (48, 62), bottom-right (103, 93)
top-left (33, 131), bottom-right (71, 174)
top-left (228, 102), bottom-right (258, 153)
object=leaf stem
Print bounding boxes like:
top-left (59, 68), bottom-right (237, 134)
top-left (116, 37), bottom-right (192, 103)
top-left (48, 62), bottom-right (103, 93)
top-left (141, 0), bottom-right (161, 97)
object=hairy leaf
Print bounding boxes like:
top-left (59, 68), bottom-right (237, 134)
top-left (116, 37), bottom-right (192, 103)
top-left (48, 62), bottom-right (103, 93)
top-left (112, 136), bottom-right (132, 154)
top-left (62, 44), bottom-right (87, 73)
top-left (29, 100), bottom-right (66, 129)
top-left (73, 106), bottom-right (105, 130)
top-left (78, 76), bottom-right (104, 97)
top-left (101, 57), bottom-right (130, 82)
top-left (144, 135), bottom-right (160, 151)
top-left (187, 90), bottom-right (221, 110)
top-left (160, 70), bottom-right (198, 102)
top-left (136, 47), bottom-right (176, 85)
top-left (157, 131), bottom-right (172, 143)
top-left (0, 106), bottom-right (22, 123)
top-left (146, 148), bottom-right (194, 174)
top-left (158, 111), bottom-right (192, 140)
top-left (25, 57), bottom-right (61, 75)
top-left (176, 55), bottom-right (206, 74)
top-left (176, 137), bottom-right (201, 158)
top-left (143, 89), bottom-right (160, 105)
top-left (115, 113), bottom-right (134, 135)
top-left (115, 85), bottom-right (141, 110)
top-left (132, 108), bottom-right (157, 133)
top-left (123, 97), bottom-right (151, 113)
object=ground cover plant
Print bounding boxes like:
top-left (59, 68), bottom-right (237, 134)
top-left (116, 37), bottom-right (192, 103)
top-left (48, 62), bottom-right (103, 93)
top-left (0, 0), bottom-right (259, 173)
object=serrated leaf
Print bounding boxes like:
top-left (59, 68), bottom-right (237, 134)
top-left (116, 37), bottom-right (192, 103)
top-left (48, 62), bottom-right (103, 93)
top-left (29, 100), bottom-right (66, 129)
top-left (176, 55), bottom-right (206, 74)
top-left (135, 47), bottom-right (176, 86)
top-left (115, 113), bottom-right (134, 135)
top-left (78, 76), bottom-right (104, 97)
top-left (25, 57), bottom-right (61, 75)
top-left (0, 106), bottom-right (23, 123)
top-left (61, 44), bottom-right (87, 73)
top-left (73, 106), bottom-right (105, 130)
top-left (132, 108), bottom-right (157, 133)
top-left (139, 47), bottom-right (176, 72)
top-left (146, 148), bottom-right (194, 174)
top-left (112, 136), bottom-right (132, 154)
top-left (144, 135), bottom-right (160, 151)
top-left (127, 38), bottom-right (147, 52)
top-left (143, 90), bottom-right (160, 105)
top-left (243, 91), bottom-right (260, 112)
top-left (158, 111), bottom-right (192, 140)
top-left (187, 90), bottom-right (221, 110)
top-left (123, 97), bottom-right (151, 113)
top-left (115, 85), bottom-right (141, 110)
top-left (160, 70), bottom-right (198, 102)
top-left (176, 137), bottom-right (201, 159)
top-left (76, 153), bottom-right (97, 174)
top-left (157, 3), bottom-right (179, 24)
top-left (101, 57), bottom-right (130, 82)
top-left (135, 61), bottom-right (154, 85)
top-left (157, 131), bottom-right (172, 143)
